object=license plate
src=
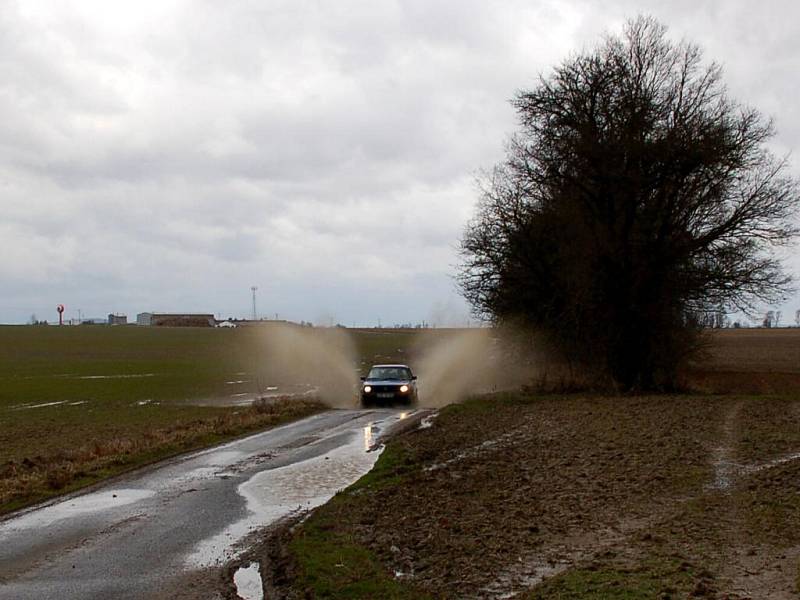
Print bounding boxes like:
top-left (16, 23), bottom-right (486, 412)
top-left (377, 393), bottom-right (394, 398)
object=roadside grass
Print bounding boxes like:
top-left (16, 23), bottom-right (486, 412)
top-left (289, 506), bottom-right (428, 599)
top-left (528, 558), bottom-right (696, 599)
top-left (288, 443), bottom-right (427, 599)
top-left (0, 324), bottom-right (434, 514)
top-left (0, 397), bottom-right (323, 514)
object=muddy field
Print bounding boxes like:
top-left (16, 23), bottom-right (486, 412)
top-left (688, 329), bottom-right (800, 395)
top-left (274, 391), bottom-right (800, 599)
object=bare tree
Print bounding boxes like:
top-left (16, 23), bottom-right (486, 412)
top-left (459, 16), bottom-right (798, 389)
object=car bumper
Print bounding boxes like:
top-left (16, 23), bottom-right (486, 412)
top-left (361, 391), bottom-right (415, 405)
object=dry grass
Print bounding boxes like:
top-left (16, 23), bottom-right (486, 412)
top-left (0, 397), bottom-right (323, 514)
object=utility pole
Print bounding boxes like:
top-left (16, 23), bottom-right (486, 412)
top-left (251, 286), bottom-right (258, 320)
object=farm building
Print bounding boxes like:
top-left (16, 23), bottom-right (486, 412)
top-left (107, 314), bottom-right (127, 325)
top-left (136, 312), bottom-right (215, 327)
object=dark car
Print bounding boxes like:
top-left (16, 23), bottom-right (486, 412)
top-left (360, 364), bottom-right (418, 407)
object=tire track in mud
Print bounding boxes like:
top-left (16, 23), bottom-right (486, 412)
top-left (481, 399), bottom-right (800, 599)
top-left (713, 400), bottom-right (800, 600)
top-left (708, 400), bottom-right (745, 492)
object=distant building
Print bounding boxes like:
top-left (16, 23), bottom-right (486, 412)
top-left (136, 312), bottom-right (215, 327)
top-left (108, 314), bottom-right (128, 325)
top-left (81, 318), bottom-right (108, 325)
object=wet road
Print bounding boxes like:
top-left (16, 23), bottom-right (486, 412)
top-left (0, 408), bottom-right (413, 600)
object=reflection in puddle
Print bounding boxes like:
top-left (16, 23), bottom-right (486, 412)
top-left (363, 424), bottom-right (373, 450)
top-left (419, 412), bottom-right (437, 429)
top-left (233, 562), bottom-right (264, 600)
top-left (0, 489), bottom-right (154, 532)
top-left (186, 423), bottom-right (386, 567)
top-left (77, 373), bottom-right (156, 380)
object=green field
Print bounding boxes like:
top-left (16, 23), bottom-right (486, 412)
top-left (0, 323), bottom-right (434, 409)
top-left (0, 324), bottom-right (453, 513)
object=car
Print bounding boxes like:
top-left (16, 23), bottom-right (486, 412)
top-left (360, 364), bottom-right (418, 407)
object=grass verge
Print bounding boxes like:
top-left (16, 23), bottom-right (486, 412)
top-left (286, 443), bottom-right (427, 599)
top-left (0, 397), bottom-right (323, 515)
top-left (528, 558), bottom-right (697, 599)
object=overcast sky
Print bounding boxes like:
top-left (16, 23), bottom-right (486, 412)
top-left (2, 0), bottom-right (799, 326)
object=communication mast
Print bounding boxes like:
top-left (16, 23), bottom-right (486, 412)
top-left (251, 286), bottom-right (258, 321)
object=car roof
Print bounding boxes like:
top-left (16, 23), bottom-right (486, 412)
top-left (370, 364), bottom-right (412, 369)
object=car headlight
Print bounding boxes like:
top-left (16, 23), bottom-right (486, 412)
top-left (399, 385), bottom-right (409, 393)
top-left (363, 385), bottom-right (372, 393)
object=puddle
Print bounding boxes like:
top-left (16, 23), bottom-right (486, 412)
top-left (11, 401), bottom-right (68, 410)
top-left (482, 557), bottom-right (571, 598)
top-left (186, 425), bottom-right (383, 567)
top-left (77, 373), bottom-right (156, 380)
top-left (233, 562), bottom-right (264, 600)
top-left (0, 489), bottom-right (154, 532)
top-left (708, 449), bottom-right (740, 491)
top-left (419, 411), bottom-right (438, 429)
top-left (363, 424), bottom-right (379, 450)
top-left (709, 448), bottom-right (800, 492)
top-left (226, 380), bottom-right (249, 385)
top-left (426, 429), bottom-right (517, 472)
top-left (749, 451), bottom-right (800, 474)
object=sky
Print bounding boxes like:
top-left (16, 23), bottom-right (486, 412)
top-left (1, 0), bottom-right (799, 326)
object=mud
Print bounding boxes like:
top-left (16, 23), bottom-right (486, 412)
top-left (276, 394), bottom-right (800, 598)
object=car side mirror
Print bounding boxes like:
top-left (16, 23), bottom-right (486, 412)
top-left (360, 376), bottom-right (366, 381)
top-left (411, 375), bottom-right (418, 380)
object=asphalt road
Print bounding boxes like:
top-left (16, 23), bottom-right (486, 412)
top-left (0, 408), bottom-right (414, 600)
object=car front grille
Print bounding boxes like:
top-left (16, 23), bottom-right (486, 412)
top-left (370, 385), bottom-right (399, 393)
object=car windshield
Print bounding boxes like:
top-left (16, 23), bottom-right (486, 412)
top-left (367, 367), bottom-right (411, 381)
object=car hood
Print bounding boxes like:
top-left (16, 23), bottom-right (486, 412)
top-left (363, 379), bottom-right (412, 386)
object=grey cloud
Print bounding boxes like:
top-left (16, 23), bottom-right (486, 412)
top-left (1, 0), bottom-right (799, 325)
